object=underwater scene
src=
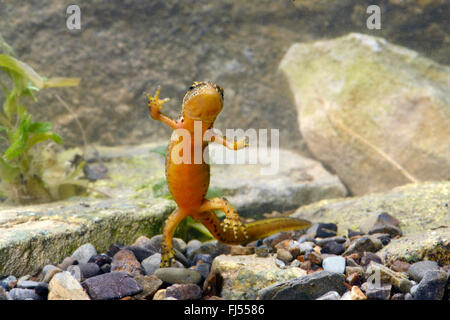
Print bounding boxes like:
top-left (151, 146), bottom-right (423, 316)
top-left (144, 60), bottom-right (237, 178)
top-left (0, 0), bottom-right (448, 305)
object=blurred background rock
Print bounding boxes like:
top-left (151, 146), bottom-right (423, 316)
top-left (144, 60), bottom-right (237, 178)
top-left (0, 0), bottom-right (447, 152)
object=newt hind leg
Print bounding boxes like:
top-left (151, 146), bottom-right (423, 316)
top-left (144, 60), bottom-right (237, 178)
top-left (197, 197), bottom-right (248, 241)
top-left (160, 207), bottom-right (186, 267)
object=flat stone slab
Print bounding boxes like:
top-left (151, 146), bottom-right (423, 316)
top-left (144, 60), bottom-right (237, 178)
top-left (0, 142), bottom-right (346, 276)
top-left (293, 181), bottom-right (450, 265)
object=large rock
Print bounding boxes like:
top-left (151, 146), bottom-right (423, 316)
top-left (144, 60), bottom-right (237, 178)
top-left (209, 254), bottom-right (306, 300)
top-left (280, 33), bottom-right (450, 196)
top-left (0, 1), bottom-right (447, 150)
top-left (293, 182), bottom-right (450, 265)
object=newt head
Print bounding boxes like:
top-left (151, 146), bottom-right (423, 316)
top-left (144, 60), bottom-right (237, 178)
top-left (182, 81), bottom-right (224, 123)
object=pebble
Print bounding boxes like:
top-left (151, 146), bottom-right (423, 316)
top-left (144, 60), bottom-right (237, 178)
top-left (187, 240), bottom-right (220, 261)
top-left (123, 245), bottom-right (155, 262)
top-left (88, 254), bottom-right (112, 267)
top-left (48, 271), bottom-right (90, 300)
top-left (133, 275), bottom-right (163, 300)
top-left (391, 293), bottom-right (405, 300)
top-left (347, 229), bottom-right (364, 238)
top-left (133, 236), bottom-right (158, 252)
top-left (265, 231), bottom-right (293, 249)
top-left (107, 243), bottom-right (124, 257)
top-left (365, 283), bottom-right (392, 300)
top-left (255, 244), bottom-right (272, 257)
top-left (369, 225), bottom-right (402, 238)
top-left (17, 280), bottom-right (39, 289)
top-left (258, 271), bottom-right (347, 300)
top-left (345, 257), bottom-right (360, 267)
top-left (275, 258), bottom-right (286, 269)
top-left (186, 240), bottom-right (202, 260)
top-left (101, 264), bottom-right (111, 273)
top-left (35, 282), bottom-right (49, 298)
top-left (58, 256), bottom-right (77, 270)
top-left (346, 272), bottom-right (361, 286)
top-left (148, 235), bottom-right (187, 254)
top-left (350, 286), bottom-right (367, 300)
top-left (391, 260), bottom-right (411, 273)
top-left (152, 289), bottom-right (166, 300)
top-left (78, 263), bottom-right (101, 279)
top-left (360, 252), bottom-right (383, 267)
top-left (276, 249), bottom-right (294, 264)
top-left (71, 243), bottom-right (97, 264)
top-left (193, 263), bottom-right (211, 280)
top-left (0, 287), bottom-right (7, 300)
top-left (320, 241), bottom-right (345, 255)
top-left (316, 291), bottom-right (341, 300)
top-left (230, 245), bottom-right (255, 256)
top-left (165, 283), bottom-right (202, 300)
top-left (298, 242), bottom-right (314, 255)
top-left (82, 272), bottom-right (142, 300)
top-left (322, 256), bottom-right (346, 274)
top-left (0, 275), bottom-right (17, 290)
top-left (412, 270), bottom-right (448, 300)
top-left (9, 288), bottom-right (41, 300)
top-left (345, 266), bottom-right (364, 277)
top-left (111, 249), bottom-right (143, 276)
top-left (408, 260), bottom-right (440, 282)
top-left (290, 259), bottom-right (301, 268)
top-left (41, 265), bottom-right (59, 279)
top-left (343, 236), bottom-right (383, 255)
top-left (43, 267), bottom-right (62, 283)
top-left (154, 267), bottom-right (202, 284)
top-left (306, 251), bottom-right (322, 265)
top-left (192, 253), bottom-right (213, 265)
top-left (307, 223), bottom-right (338, 238)
top-left (141, 253), bottom-right (161, 276)
top-left (371, 233), bottom-right (391, 246)
top-left (316, 236), bottom-right (346, 246)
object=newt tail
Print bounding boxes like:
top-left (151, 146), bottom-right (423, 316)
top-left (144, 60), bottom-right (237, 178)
top-left (197, 211), bottom-right (311, 245)
top-left (145, 81), bottom-right (312, 267)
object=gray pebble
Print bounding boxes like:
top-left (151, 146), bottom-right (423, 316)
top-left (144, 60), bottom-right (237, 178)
top-left (67, 265), bottom-right (82, 282)
top-left (17, 280), bottom-right (39, 289)
top-left (154, 267), bottom-right (202, 284)
top-left (412, 270), bottom-right (448, 300)
top-left (194, 263), bottom-right (211, 280)
top-left (9, 288), bottom-right (41, 300)
top-left (141, 253), bottom-right (161, 276)
top-left (408, 260), bottom-right (440, 282)
top-left (71, 243), bottom-right (97, 264)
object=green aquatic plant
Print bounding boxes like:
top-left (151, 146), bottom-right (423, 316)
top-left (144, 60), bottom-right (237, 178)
top-left (0, 35), bottom-right (85, 204)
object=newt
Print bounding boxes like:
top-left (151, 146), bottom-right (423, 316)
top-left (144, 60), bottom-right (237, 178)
top-left (146, 81), bottom-right (311, 267)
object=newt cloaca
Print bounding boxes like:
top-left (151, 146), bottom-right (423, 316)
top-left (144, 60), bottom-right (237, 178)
top-left (146, 81), bottom-right (311, 267)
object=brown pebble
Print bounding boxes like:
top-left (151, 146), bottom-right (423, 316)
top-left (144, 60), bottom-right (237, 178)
top-left (300, 260), bottom-right (311, 271)
top-left (351, 286), bottom-right (367, 300)
top-left (58, 257), bottom-right (77, 271)
top-left (308, 251), bottom-right (322, 265)
top-left (276, 248), bottom-right (294, 263)
top-left (43, 267), bottom-right (62, 283)
top-left (230, 245), bottom-right (255, 255)
top-left (391, 260), bottom-right (411, 273)
top-left (346, 272), bottom-right (361, 286)
top-left (111, 249), bottom-right (143, 276)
